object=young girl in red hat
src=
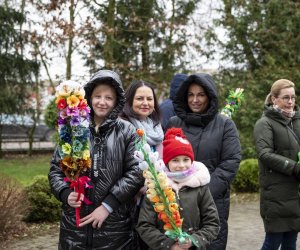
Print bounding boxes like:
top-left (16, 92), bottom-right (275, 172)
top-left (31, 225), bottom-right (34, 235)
top-left (137, 128), bottom-right (220, 250)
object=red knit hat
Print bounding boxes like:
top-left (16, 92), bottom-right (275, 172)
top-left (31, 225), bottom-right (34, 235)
top-left (163, 128), bottom-right (194, 165)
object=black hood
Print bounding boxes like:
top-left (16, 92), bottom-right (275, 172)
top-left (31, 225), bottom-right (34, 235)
top-left (173, 73), bottom-right (219, 127)
top-left (84, 70), bottom-right (125, 127)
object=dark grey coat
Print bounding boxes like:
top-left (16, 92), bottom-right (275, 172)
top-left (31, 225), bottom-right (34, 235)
top-left (166, 73), bottom-right (241, 250)
top-left (253, 105), bottom-right (300, 232)
top-left (49, 70), bottom-right (144, 249)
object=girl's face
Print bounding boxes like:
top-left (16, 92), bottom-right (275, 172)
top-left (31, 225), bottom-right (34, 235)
top-left (168, 155), bottom-right (192, 172)
top-left (272, 87), bottom-right (296, 113)
top-left (132, 86), bottom-right (154, 120)
top-left (187, 83), bottom-right (209, 113)
top-left (91, 84), bottom-right (117, 125)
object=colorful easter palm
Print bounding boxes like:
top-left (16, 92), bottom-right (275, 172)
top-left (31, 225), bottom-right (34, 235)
top-left (55, 80), bottom-right (92, 227)
top-left (134, 129), bottom-right (199, 247)
top-left (220, 88), bottom-right (244, 118)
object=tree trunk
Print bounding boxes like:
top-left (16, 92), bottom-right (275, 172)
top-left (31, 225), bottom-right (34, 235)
top-left (104, 0), bottom-right (115, 68)
top-left (66, 0), bottom-right (75, 79)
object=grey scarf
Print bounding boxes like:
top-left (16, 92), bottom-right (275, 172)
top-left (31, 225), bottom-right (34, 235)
top-left (129, 117), bottom-right (164, 146)
top-left (273, 105), bottom-right (295, 118)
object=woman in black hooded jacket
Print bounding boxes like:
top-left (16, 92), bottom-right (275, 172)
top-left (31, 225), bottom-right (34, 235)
top-left (166, 73), bottom-right (241, 250)
top-left (49, 69), bottom-right (144, 249)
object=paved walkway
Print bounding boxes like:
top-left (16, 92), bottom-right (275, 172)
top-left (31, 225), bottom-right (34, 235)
top-left (3, 199), bottom-right (300, 250)
top-left (227, 200), bottom-right (264, 249)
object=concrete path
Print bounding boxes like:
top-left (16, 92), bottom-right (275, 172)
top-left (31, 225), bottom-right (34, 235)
top-left (3, 199), bottom-right (300, 250)
top-left (3, 233), bottom-right (59, 250)
top-left (227, 200), bottom-right (264, 249)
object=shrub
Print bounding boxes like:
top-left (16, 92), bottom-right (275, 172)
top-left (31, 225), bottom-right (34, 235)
top-left (232, 158), bottom-right (259, 193)
top-left (0, 174), bottom-right (29, 238)
top-left (44, 97), bottom-right (58, 130)
top-left (44, 97), bottom-right (59, 142)
top-left (25, 175), bottom-right (61, 222)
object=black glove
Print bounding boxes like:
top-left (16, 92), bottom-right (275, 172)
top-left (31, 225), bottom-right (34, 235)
top-left (293, 163), bottom-right (300, 180)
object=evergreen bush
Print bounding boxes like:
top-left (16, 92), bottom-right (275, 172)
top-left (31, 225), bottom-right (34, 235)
top-left (44, 97), bottom-right (58, 130)
top-left (232, 158), bottom-right (259, 193)
top-left (25, 175), bottom-right (61, 222)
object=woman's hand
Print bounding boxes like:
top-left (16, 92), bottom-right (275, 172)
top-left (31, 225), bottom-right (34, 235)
top-left (67, 192), bottom-right (84, 208)
top-left (79, 205), bottom-right (110, 228)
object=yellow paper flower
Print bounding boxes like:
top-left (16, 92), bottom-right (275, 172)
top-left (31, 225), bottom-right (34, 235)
top-left (167, 192), bottom-right (176, 202)
top-left (150, 195), bottom-right (160, 203)
top-left (169, 203), bottom-right (179, 213)
top-left (143, 170), bottom-right (153, 179)
top-left (157, 172), bottom-right (168, 189)
top-left (164, 187), bottom-right (173, 196)
top-left (146, 180), bottom-right (156, 189)
top-left (62, 143), bottom-right (72, 154)
top-left (58, 84), bottom-right (72, 97)
top-left (157, 172), bottom-right (167, 182)
top-left (82, 150), bottom-right (90, 160)
top-left (73, 87), bottom-right (85, 97)
top-left (154, 203), bottom-right (165, 212)
top-left (67, 95), bottom-right (80, 108)
top-left (146, 188), bottom-right (157, 197)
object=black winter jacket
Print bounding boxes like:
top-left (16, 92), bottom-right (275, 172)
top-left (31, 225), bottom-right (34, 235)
top-left (49, 70), bottom-right (144, 249)
top-left (166, 73), bottom-right (241, 250)
top-left (253, 105), bottom-right (300, 233)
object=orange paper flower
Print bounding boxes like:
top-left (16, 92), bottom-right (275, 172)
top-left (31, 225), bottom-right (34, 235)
top-left (136, 128), bottom-right (144, 137)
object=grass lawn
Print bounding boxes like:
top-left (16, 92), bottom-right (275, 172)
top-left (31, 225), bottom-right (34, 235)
top-left (0, 153), bottom-right (52, 186)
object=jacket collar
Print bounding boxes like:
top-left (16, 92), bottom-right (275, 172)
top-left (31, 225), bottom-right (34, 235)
top-left (263, 104), bottom-right (300, 125)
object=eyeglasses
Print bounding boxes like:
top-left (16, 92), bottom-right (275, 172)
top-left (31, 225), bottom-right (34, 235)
top-left (277, 95), bottom-right (297, 102)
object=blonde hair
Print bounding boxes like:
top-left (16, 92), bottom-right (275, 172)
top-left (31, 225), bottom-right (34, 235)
top-left (265, 79), bottom-right (295, 104)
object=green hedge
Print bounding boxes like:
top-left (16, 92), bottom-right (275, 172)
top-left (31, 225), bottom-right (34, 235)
top-left (24, 175), bottom-right (61, 222)
top-left (232, 158), bottom-right (259, 193)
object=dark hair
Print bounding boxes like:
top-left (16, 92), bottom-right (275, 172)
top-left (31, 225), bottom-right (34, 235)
top-left (121, 80), bottom-right (161, 126)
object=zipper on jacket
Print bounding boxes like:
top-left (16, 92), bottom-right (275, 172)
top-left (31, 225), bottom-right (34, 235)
top-left (93, 136), bottom-right (102, 178)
